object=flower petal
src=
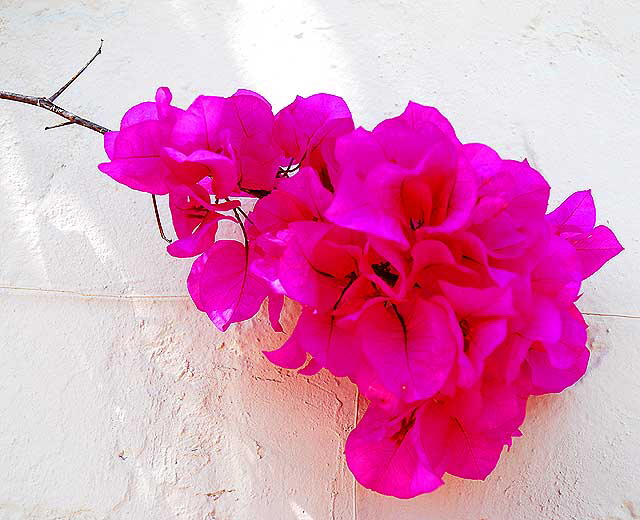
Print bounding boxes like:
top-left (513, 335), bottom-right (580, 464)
top-left (547, 190), bottom-right (596, 235)
top-left (569, 225), bottom-right (623, 279)
top-left (358, 298), bottom-right (457, 402)
top-left (273, 93), bottom-right (354, 165)
top-left (346, 403), bottom-right (444, 499)
top-left (188, 240), bottom-right (269, 331)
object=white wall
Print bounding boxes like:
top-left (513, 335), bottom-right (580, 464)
top-left (1, 1), bottom-right (639, 518)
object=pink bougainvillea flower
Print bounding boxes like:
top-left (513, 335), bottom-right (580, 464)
top-left (547, 190), bottom-right (623, 279)
top-left (273, 93), bottom-right (354, 187)
top-left (99, 87), bottom-right (245, 198)
top-left (430, 379), bottom-right (527, 480)
top-left (166, 184), bottom-right (239, 258)
top-left (99, 87), bottom-right (181, 194)
top-left (247, 167), bottom-right (341, 296)
top-left (273, 93), bottom-right (354, 162)
top-left (160, 147), bottom-right (238, 197)
top-left (356, 296), bottom-right (458, 402)
top-left (345, 400), bottom-right (444, 499)
top-left (570, 225), bottom-right (623, 279)
top-left (523, 304), bottom-right (590, 394)
top-left (278, 222), bottom-right (361, 310)
top-left (101, 89), bottom-right (623, 500)
top-left (547, 190), bottom-right (596, 235)
top-left (469, 158), bottom-right (550, 262)
top-left (171, 90), bottom-right (283, 193)
top-left (326, 103), bottom-right (477, 247)
top-left (187, 240), bottom-right (271, 331)
top-left (346, 377), bottom-right (528, 498)
top-left (438, 283), bottom-right (514, 390)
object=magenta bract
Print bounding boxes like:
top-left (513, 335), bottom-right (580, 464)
top-left (100, 88), bottom-right (623, 499)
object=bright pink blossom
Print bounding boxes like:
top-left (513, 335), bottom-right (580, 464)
top-left (101, 89), bottom-right (622, 499)
top-left (166, 184), bottom-right (239, 258)
top-left (547, 190), bottom-right (623, 278)
top-left (99, 87), bottom-right (181, 194)
top-left (346, 379), bottom-right (528, 497)
top-left (187, 240), bottom-right (272, 331)
top-left (170, 90), bottom-right (282, 193)
top-left (273, 93), bottom-right (354, 183)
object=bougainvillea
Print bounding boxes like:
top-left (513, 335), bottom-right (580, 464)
top-left (99, 88), bottom-right (622, 498)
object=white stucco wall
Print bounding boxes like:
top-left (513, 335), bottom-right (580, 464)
top-left (1, 1), bottom-right (639, 518)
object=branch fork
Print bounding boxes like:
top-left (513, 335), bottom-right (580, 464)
top-left (0, 40), bottom-right (173, 242)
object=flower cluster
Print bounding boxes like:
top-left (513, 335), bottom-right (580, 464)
top-left (99, 88), bottom-right (622, 498)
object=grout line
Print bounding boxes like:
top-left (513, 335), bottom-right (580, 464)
top-left (352, 386), bottom-right (360, 520)
top-left (1, 285), bottom-right (639, 319)
top-left (582, 312), bottom-right (640, 319)
top-left (0, 285), bottom-right (189, 300)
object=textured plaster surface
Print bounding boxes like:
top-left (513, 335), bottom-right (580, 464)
top-left (0, 1), bottom-right (639, 519)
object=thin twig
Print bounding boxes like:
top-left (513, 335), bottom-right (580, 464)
top-left (235, 206), bottom-right (254, 225)
top-left (49, 40), bottom-right (103, 102)
top-left (0, 90), bottom-right (110, 134)
top-left (0, 41), bottom-right (110, 135)
top-left (238, 186), bottom-right (271, 198)
top-left (277, 157), bottom-right (295, 178)
top-left (0, 41), bottom-right (176, 245)
top-left (233, 207), bottom-right (249, 247)
top-left (44, 120), bottom-right (75, 131)
top-left (152, 194), bottom-right (172, 243)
